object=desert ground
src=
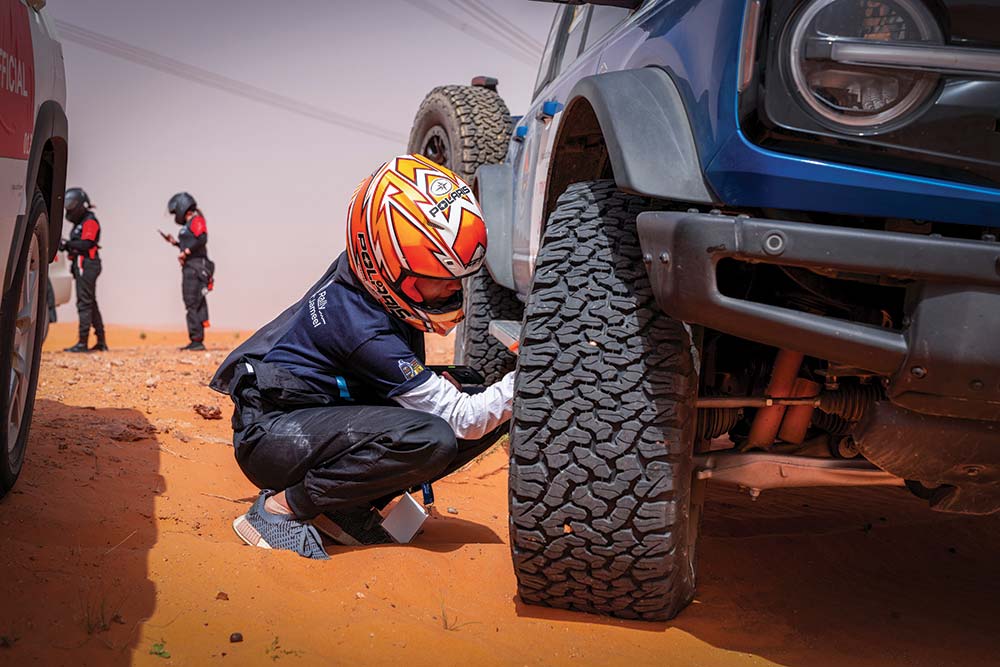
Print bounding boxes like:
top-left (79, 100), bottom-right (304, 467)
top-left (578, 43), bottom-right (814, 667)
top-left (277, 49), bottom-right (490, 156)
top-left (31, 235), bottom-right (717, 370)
top-left (0, 323), bottom-right (997, 666)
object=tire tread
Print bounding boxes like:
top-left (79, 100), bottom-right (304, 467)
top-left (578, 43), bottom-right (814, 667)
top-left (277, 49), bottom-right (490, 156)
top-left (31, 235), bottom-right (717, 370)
top-left (508, 180), bottom-right (699, 621)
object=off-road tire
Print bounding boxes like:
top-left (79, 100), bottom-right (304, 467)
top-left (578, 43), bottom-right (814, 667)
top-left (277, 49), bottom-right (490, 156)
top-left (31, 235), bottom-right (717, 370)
top-left (455, 270), bottom-right (523, 385)
top-left (1, 190), bottom-right (50, 497)
top-left (407, 85), bottom-right (511, 182)
top-left (508, 180), bottom-right (701, 621)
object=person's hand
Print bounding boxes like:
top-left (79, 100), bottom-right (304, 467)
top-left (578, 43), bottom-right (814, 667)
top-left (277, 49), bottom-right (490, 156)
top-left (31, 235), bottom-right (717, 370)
top-left (164, 233), bottom-right (177, 246)
top-left (177, 251), bottom-right (187, 266)
top-left (442, 371), bottom-right (462, 391)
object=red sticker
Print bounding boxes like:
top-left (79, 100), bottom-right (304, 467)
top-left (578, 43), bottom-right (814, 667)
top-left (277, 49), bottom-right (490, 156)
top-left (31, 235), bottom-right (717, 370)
top-left (0, 0), bottom-right (34, 159)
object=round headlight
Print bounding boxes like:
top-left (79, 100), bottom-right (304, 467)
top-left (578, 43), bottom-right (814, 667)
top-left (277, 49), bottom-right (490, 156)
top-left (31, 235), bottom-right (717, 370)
top-left (786, 0), bottom-right (942, 133)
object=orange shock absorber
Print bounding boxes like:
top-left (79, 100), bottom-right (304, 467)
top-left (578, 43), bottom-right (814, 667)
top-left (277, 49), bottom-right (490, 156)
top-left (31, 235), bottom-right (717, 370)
top-left (777, 377), bottom-right (821, 445)
top-left (748, 349), bottom-right (804, 448)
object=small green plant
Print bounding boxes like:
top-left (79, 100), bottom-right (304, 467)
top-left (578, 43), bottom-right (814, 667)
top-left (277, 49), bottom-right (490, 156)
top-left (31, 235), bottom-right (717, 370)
top-left (81, 596), bottom-right (111, 635)
top-left (441, 604), bottom-right (478, 632)
top-left (149, 639), bottom-right (170, 659)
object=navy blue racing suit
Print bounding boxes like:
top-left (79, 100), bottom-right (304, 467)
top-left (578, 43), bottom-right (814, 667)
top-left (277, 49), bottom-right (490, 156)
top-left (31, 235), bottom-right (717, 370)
top-left (210, 252), bottom-right (506, 518)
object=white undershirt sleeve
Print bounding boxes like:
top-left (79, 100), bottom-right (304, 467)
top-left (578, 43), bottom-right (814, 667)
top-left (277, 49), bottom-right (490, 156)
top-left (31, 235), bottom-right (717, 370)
top-left (393, 371), bottom-right (514, 440)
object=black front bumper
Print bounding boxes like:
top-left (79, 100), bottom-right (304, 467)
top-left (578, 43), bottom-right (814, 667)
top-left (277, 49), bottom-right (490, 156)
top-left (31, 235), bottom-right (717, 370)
top-left (636, 210), bottom-right (1000, 422)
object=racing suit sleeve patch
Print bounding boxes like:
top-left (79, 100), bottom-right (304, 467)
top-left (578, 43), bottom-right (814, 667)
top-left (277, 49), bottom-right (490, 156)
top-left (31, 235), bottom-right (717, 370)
top-left (348, 333), bottom-right (433, 398)
top-left (397, 358), bottom-right (425, 381)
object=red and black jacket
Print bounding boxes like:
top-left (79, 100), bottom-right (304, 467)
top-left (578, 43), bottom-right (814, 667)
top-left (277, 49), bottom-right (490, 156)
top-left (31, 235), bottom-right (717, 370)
top-left (66, 212), bottom-right (101, 265)
top-left (178, 213), bottom-right (209, 259)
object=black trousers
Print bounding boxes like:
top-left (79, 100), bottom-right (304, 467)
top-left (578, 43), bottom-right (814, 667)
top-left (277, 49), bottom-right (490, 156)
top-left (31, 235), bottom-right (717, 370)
top-left (75, 258), bottom-right (104, 342)
top-left (182, 257), bottom-right (210, 342)
top-left (230, 360), bottom-right (507, 519)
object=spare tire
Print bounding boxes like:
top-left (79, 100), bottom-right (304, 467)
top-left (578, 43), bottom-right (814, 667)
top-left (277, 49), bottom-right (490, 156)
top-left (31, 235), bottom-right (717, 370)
top-left (407, 84), bottom-right (511, 182)
top-left (409, 83), bottom-right (518, 380)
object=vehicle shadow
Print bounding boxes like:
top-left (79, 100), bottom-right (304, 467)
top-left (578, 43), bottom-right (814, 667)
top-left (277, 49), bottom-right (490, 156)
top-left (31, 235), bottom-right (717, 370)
top-left (0, 399), bottom-right (161, 664)
top-left (673, 483), bottom-right (1000, 667)
top-left (510, 483), bottom-right (1000, 666)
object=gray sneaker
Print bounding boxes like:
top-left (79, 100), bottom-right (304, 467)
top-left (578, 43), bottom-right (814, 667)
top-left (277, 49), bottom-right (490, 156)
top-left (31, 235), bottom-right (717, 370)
top-left (232, 490), bottom-right (329, 560)
top-left (312, 506), bottom-right (395, 546)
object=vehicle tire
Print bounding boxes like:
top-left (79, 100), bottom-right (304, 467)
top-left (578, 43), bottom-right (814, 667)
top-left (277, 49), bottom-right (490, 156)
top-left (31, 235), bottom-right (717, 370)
top-left (455, 270), bottom-right (523, 385)
top-left (407, 84), bottom-right (511, 182)
top-left (508, 180), bottom-right (702, 621)
top-left (0, 190), bottom-right (50, 498)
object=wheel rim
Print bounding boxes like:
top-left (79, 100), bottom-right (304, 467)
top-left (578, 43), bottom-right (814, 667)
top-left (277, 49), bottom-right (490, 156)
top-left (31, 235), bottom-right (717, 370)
top-left (8, 233), bottom-right (41, 464)
top-left (422, 127), bottom-right (451, 169)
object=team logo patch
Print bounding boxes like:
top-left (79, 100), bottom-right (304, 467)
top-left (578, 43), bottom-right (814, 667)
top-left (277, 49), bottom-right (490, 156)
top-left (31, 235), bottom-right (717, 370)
top-left (397, 358), bottom-right (426, 381)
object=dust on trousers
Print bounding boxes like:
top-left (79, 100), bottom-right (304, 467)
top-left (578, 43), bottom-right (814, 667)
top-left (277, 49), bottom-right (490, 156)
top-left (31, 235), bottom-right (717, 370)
top-left (182, 257), bottom-right (212, 343)
top-left (75, 258), bottom-right (104, 341)
top-left (228, 358), bottom-right (507, 519)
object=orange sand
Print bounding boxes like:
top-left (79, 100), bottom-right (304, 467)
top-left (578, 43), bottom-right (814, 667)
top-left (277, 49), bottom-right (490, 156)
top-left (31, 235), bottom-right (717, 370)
top-left (0, 323), bottom-right (997, 665)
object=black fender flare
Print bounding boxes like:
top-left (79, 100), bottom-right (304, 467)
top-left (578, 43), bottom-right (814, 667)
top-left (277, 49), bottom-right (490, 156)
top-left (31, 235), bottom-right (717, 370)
top-left (548, 68), bottom-right (716, 210)
top-left (4, 100), bottom-right (68, 293)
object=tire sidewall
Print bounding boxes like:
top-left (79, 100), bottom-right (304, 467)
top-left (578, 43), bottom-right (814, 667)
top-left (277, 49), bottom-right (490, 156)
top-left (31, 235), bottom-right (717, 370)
top-left (407, 85), bottom-right (511, 184)
top-left (0, 192), bottom-right (49, 495)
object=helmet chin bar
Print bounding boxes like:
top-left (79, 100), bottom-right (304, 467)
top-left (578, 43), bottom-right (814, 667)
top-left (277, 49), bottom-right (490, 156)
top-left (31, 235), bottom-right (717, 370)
top-left (393, 270), bottom-right (465, 313)
top-left (432, 321), bottom-right (461, 336)
top-left (386, 271), bottom-right (466, 336)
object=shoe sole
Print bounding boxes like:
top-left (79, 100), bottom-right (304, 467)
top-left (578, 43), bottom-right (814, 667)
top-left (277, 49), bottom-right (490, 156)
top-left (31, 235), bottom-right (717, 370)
top-left (311, 514), bottom-right (364, 547)
top-left (232, 515), bottom-right (273, 550)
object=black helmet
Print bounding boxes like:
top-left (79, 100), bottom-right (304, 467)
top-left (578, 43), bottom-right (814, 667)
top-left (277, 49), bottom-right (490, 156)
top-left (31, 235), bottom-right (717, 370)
top-left (64, 187), bottom-right (92, 224)
top-left (168, 192), bottom-right (197, 225)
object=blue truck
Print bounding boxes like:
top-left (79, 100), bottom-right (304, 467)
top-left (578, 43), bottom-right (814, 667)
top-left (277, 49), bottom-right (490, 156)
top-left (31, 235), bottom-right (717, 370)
top-left (407, 0), bottom-right (1000, 620)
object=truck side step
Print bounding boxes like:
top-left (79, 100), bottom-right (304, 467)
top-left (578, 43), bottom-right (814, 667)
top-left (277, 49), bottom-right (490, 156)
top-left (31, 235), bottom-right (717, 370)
top-left (489, 320), bottom-right (522, 355)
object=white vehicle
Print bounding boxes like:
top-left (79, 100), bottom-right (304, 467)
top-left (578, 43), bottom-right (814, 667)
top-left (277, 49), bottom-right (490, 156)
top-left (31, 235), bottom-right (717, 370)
top-left (0, 0), bottom-right (68, 497)
top-left (48, 254), bottom-right (71, 306)
top-left (45, 250), bottom-right (72, 338)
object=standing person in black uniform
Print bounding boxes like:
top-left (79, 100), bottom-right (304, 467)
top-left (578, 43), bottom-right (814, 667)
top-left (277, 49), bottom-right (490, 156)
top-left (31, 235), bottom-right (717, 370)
top-left (62, 187), bottom-right (107, 353)
top-left (161, 192), bottom-right (213, 351)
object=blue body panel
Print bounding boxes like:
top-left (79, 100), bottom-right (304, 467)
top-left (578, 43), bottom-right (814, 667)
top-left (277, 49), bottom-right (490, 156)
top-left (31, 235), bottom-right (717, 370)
top-left (706, 132), bottom-right (1000, 224)
top-left (537, 0), bottom-right (1000, 226)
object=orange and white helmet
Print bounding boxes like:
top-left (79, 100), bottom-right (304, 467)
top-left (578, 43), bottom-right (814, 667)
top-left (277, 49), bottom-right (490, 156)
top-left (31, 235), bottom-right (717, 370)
top-left (346, 154), bottom-right (488, 335)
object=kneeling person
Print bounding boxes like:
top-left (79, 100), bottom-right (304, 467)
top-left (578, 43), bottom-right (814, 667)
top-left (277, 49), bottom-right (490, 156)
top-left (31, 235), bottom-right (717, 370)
top-left (210, 155), bottom-right (511, 558)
